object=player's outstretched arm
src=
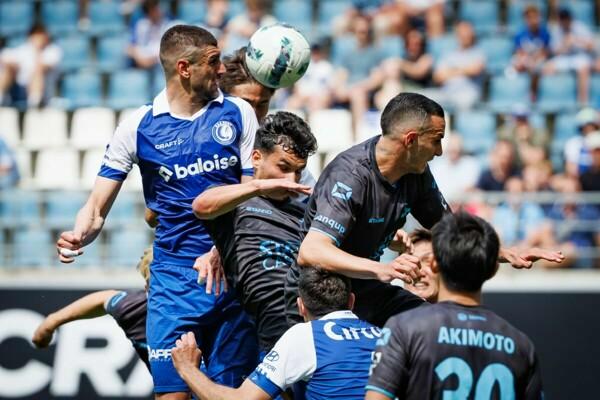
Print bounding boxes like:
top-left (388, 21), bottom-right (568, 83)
top-left (192, 179), bottom-right (311, 219)
top-left (57, 177), bottom-right (123, 263)
top-left (172, 332), bottom-right (272, 400)
top-left (499, 247), bottom-right (565, 269)
top-left (32, 290), bottom-right (119, 348)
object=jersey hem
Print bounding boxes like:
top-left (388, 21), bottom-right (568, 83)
top-left (248, 371), bottom-right (282, 398)
top-left (365, 385), bottom-right (395, 399)
top-left (309, 227), bottom-right (341, 247)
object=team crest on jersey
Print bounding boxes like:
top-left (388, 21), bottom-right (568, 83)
top-left (212, 120), bottom-right (237, 145)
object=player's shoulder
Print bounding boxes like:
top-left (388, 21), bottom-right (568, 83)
top-left (105, 289), bottom-right (146, 312)
top-left (482, 308), bottom-right (536, 351)
top-left (223, 94), bottom-right (255, 117)
top-left (318, 138), bottom-right (375, 183)
top-left (277, 321), bottom-right (314, 349)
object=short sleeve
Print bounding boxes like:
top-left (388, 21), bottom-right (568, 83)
top-left (98, 105), bottom-right (148, 181)
top-left (307, 168), bottom-right (365, 246)
top-left (366, 316), bottom-right (410, 399)
top-left (410, 165), bottom-right (450, 229)
top-left (228, 97), bottom-right (259, 176)
top-left (104, 291), bottom-right (128, 316)
top-left (248, 323), bottom-right (316, 397)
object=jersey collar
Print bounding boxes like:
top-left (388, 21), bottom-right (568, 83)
top-left (152, 88), bottom-right (224, 119)
top-left (319, 310), bottom-right (359, 320)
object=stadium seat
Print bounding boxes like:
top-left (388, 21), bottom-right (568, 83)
top-left (61, 71), bottom-right (103, 110)
top-left (317, 0), bottom-right (351, 34)
top-left (331, 35), bottom-right (355, 66)
top-left (458, 0), bottom-right (499, 35)
top-left (454, 111), bottom-right (496, 155)
top-left (480, 36), bottom-right (513, 74)
top-left (0, 190), bottom-right (41, 227)
top-left (305, 154), bottom-right (323, 181)
top-left (56, 36), bottom-right (92, 71)
top-left (427, 34), bottom-right (458, 62)
top-left (0, 230), bottom-right (4, 266)
top-left (0, 2), bottom-right (34, 36)
top-left (22, 108), bottom-right (68, 150)
top-left (45, 191), bottom-right (88, 229)
top-left (97, 36), bottom-right (129, 73)
top-left (356, 110), bottom-right (381, 143)
top-left (274, 0), bottom-right (312, 34)
top-left (121, 164), bottom-right (144, 192)
top-left (590, 74), bottom-right (600, 109)
top-left (537, 73), bottom-right (578, 113)
top-left (88, 0), bottom-right (125, 36)
top-left (107, 229), bottom-right (150, 267)
top-left (12, 228), bottom-right (53, 267)
top-left (507, 0), bottom-right (547, 33)
top-left (309, 109), bottom-right (353, 154)
top-left (227, 0), bottom-right (246, 18)
top-left (553, 113), bottom-right (578, 143)
top-left (106, 192), bottom-right (140, 227)
top-left (0, 107), bottom-right (20, 147)
top-left (14, 149), bottom-right (32, 188)
top-left (177, 0), bottom-right (206, 24)
top-left (34, 148), bottom-right (80, 190)
top-left (41, 0), bottom-right (79, 36)
top-left (152, 68), bottom-right (166, 97)
top-left (107, 69), bottom-right (151, 109)
top-left (488, 74), bottom-right (531, 113)
top-left (560, 0), bottom-right (595, 28)
top-left (80, 148), bottom-right (105, 189)
top-left (118, 107), bottom-right (142, 124)
top-left (71, 107), bottom-right (115, 150)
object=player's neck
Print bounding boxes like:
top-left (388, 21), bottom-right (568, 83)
top-left (438, 284), bottom-right (481, 307)
top-left (375, 137), bottom-right (411, 183)
top-left (166, 85), bottom-right (209, 117)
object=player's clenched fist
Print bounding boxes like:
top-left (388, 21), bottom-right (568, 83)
top-left (56, 231), bottom-right (83, 263)
top-left (377, 254), bottom-right (423, 284)
top-left (172, 332), bottom-right (202, 375)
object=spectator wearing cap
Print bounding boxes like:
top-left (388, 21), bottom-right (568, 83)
top-left (544, 7), bottom-right (594, 104)
top-left (498, 105), bottom-right (549, 168)
top-left (579, 132), bottom-right (600, 193)
top-left (564, 107), bottom-right (599, 177)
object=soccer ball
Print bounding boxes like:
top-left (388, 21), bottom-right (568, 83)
top-left (245, 24), bottom-right (311, 89)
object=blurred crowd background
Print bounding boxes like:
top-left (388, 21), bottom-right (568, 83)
top-left (0, 0), bottom-right (600, 270)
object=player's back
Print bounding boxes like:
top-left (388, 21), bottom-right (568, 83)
top-left (368, 301), bottom-right (543, 400)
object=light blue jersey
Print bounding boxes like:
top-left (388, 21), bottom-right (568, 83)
top-left (249, 310), bottom-right (381, 400)
top-left (99, 89), bottom-right (258, 266)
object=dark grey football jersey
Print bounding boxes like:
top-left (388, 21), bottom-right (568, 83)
top-left (205, 196), bottom-right (305, 350)
top-left (367, 301), bottom-right (543, 400)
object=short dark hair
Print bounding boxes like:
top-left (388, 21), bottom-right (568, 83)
top-left (219, 47), bottom-right (275, 95)
top-left (432, 212), bottom-right (500, 292)
top-left (142, 0), bottom-right (160, 14)
top-left (254, 111), bottom-right (317, 159)
top-left (159, 25), bottom-right (217, 77)
top-left (298, 267), bottom-right (351, 318)
top-left (29, 22), bottom-right (48, 36)
top-left (410, 229), bottom-right (432, 245)
top-left (380, 92), bottom-right (444, 136)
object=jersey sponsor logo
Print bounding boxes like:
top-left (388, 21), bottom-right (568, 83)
top-left (154, 138), bottom-right (184, 150)
top-left (148, 348), bottom-right (172, 361)
top-left (437, 326), bottom-right (515, 354)
top-left (368, 217), bottom-right (385, 224)
top-left (245, 206), bottom-right (273, 215)
top-left (457, 312), bottom-right (487, 322)
top-left (212, 120), bottom-right (237, 145)
top-left (158, 155), bottom-right (239, 182)
top-left (323, 321), bottom-right (382, 341)
top-left (265, 350), bottom-right (280, 362)
top-left (314, 214), bottom-right (346, 235)
top-left (331, 181), bottom-right (352, 200)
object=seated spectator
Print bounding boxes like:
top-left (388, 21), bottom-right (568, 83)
top-left (564, 107), bottom-right (599, 177)
top-left (393, 0), bottom-right (446, 37)
top-left (285, 41), bottom-right (334, 112)
top-left (127, 0), bottom-right (174, 70)
top-left (0, 23), bottom-right (62, 107)
top-left (497, 106), bottom-right (549, 167)
top-left (332, 14), bottom-right (387, 134)
top-left (543, 8), bottom-right (594, 104)
top-left (374, 28), bottom-right (433, 109)
top-left (580, 131), bottom-right (600, 192)
top-left (332, 1), bottom-right (401, 38)
top-left (225, 0), bottom-right (276, 42)
top-left (431, 21), bottom-right (486, 110)
top-left (429, 134), bottom-right (480, 204)
top-left (403, 229), bottom-right (439, 303)
top-left (523, 160), bottom-right (553, 192)
top-left (0, 136), bottom-right (19, 189)
top-left (476, 140), bottom-right (521, 191)
top-left (204, 0), bottom-right (230, 34)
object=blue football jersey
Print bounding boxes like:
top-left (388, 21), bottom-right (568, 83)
top-left (99, 89), bottom-right (259, 266)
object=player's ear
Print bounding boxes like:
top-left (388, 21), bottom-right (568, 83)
top-left (176, 59), bottom-right (191, 79)
top-left (347, 292), bottom-right (355, 311)
top-left (431, 257), bottom-right (440, 274)
top-left (251, 149), bottom-right (263, 170)
top-left (404, 130), bottom-right (418, 146)
top-left (297, 297), bottom-right (308, 320)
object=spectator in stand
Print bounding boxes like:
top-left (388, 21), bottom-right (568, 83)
top-left (203, 0), bottom-right (230, 37)
top-left (580, 131), bottom-right (600, 193)
top-left (511, 5), bottom-right (551, 99)
top-left (476, 140), bottom-right (521, 192)
top-left (429, 134), bottom-right (480, 204)
top-left (0, 23), bottom-right (62, 107)
top-left (498, 106), bottom-right (549, 168)
top-left (127, 0), bottom-right (174, 70)
top-left (544, 8), bottom-right (594, 104)
top-left (226, 0), bottom-right (276, 42)
top-left (332, 14), bottom-right (387, 134)
top-left (332, 1), bottom-right (401, 38)
top-left (431, 21), bottom-right (486, 110)
top-left (0, 136), bottom-right (19, 189)
top-left (286, 40), bottom-right (334, 112)
top-left (393, 0), bottom-right (445, 37)
top-left (374, 28), bottom-right (433, 110)
top-left (564, 107), bottom-right (599, 177)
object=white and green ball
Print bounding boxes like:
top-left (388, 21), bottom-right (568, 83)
top-left (245, 23), bottom-right (311, 89)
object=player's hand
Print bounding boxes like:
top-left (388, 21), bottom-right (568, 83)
top-left (193, 247), bottom-right (228, 295)
top-left (172, 332), bottom-right (202, 375)
top-left (32, 317), bottom-right (56, 348)
top-left (56, 231), bottom-right (84, 263)
top-left (254, 178), bottom-right (312, 198)
top-left (500, 247), bottom-right (565, 269)
top-left (378, 254), bottom-right (423, 284)
top-left (389, 229), bottom-right (414, 254)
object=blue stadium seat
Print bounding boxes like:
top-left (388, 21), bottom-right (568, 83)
top-left (105, 192), bottom-right (140, 228)
top-left (97, 36), bottom-right (129, 72)
top-left (590, 74), bottom-right (600, 109)
top-left (274, 0), bottom-right (312, 34)
top-left (152, 68), bottom-right (166, 96)
top-left (45, 191), bottom-right (88, 229)
top-left (331, 35), bottom-right (355, 66)
top-left (61, 71), bottom-right (103, 109)
top-left (488, 74), bottom-right (531, 113)
top-left (560, 0), bottom-right (595, 28)
top-left (0, 230), bottom-right (4, 266)
top-left (0, 2), bottom-right (34, 36)
top-left (318, 0), bottom-right (351, 34)
top-left (554, 113), bottom-right (578, 143)
top-left (379, 35), bottom-right (405, 59)
top-left (454, 111), bottom-right (497, 155)
top-left (42, 0), bottom-right (79, 36)
top-left (537, 73), bottom-right (578, 112)
top-left (0, 190), bottom-right (41, 228)
top-left (459, 0), bottom-right (499, 35)
top-left (228, 0), bottom-right (246, 18)
top-left (108, 229), bottom-right (150, 267)
top-left (480, 36), bottom-right (514, 74)
top-left (427, 34), bottom-right (458, 62)
top-left (177, 0), bottom-right (206, 24)
top-left (88, 0), bottom-right (125, 36)
top-left (13, 228), bottom-right (53, 267)
top-left (107, 69), bottom-right (151, 109)
top-left (507, 0), bottom-right (547, 33)
top-left (56, 36), bottom-right (92, 71)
